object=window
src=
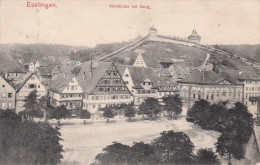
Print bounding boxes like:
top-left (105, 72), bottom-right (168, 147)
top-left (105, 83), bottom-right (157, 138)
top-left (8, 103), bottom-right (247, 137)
top-left (29, 84), bottom-right (36, 89)
top-left (71, 86), bottom-right (74, 90)
top-left (93, 105), bottom-right (95, 109)
top-left (2, 93), bottom-right (6, 98)
top-left (2, 85), bottom-right (5, 88)
top-left (1, 103), bottom-right (5, 108)
top-left (8, 93), bottom-right (12, 98)
top-left (31, 76), bottom-right (35, 80)
top-left (8, 102), bottom-right (12, 107)
top-left (38, 85), bottom-right (40, 88)
top-left (211, 94), bottom-right (214, 100)
top-left (67, 86), bottom-right (69, 90)
top-left (125, 74), bottom-right (129, 77)
top-left (193, 94), bottom-right (196, 99)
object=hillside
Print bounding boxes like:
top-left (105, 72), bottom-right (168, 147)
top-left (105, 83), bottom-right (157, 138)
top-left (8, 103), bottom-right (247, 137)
top-left (0, 43), bottom-right (83, 61)
top-left (211, 44), bottom-right (260, 63)
top-left (101, 39), bottom-right (253, 73)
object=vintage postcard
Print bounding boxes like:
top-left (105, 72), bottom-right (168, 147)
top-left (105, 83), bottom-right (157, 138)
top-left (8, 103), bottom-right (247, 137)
top-left (0, 0), bottom-right (260, 164)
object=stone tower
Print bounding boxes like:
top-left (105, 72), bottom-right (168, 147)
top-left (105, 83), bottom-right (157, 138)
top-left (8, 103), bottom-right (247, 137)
top-left (149, 25), bottom-right (157, 37)
top-left (187, 28), bottom-right (201, 44)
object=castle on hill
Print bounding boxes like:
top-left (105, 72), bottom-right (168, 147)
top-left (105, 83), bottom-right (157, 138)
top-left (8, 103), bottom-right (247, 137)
top-left (148, 26), bottom-right (201, 45)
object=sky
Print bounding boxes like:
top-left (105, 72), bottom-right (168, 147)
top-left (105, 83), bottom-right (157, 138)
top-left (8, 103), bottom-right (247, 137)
top-left (0, 0), bottom-right (260, 47)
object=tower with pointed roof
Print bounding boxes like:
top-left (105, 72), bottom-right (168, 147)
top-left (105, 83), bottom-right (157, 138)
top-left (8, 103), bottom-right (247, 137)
top-left (187, 28), bottom-right (201, 44)
top-left (149, 25), bottom-right (157, 37)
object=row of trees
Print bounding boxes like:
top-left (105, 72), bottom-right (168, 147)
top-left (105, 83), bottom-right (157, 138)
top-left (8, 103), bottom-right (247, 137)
top-left (19, 90), bottom-right (183, 125)
top-left (0, 109), bottom-right (64, 165)
top-left (92, 130), bottom-right (220, 165)
top-left (187, 99), bottom-right (254, 164)
top-left (98, 94), bottom-right (183, 123)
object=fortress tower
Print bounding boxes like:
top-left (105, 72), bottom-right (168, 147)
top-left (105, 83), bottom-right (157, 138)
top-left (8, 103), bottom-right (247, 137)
top-left (187, 28), bottom-right (201, 44)
top-left (149, 25), bottom-right (157, 37)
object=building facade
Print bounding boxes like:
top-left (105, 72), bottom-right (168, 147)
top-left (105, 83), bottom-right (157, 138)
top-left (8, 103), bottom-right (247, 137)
top-left (16, 73), bottom-right (47, 112)
top-left (120, 66), bottom-right (179, 107)
top-left (79, 62), bottom-right (133, 114)
top-left (178, 70), bottom-right (243, 109)
top-left (0, 75), bottom-right (16, 110)
top-left (239, 78), bottom-right (260, 117)
top-left (49, 76), bottom-right (83, 112)
top-left (49, 61), bottom-right (133, 115)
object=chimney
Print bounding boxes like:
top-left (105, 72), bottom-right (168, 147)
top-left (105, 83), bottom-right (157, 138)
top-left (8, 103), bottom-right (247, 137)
top-left (202, 70), bottom-right (205, 83)
top-left (90, 60), bottom-right (93, 78)
top-left (83, 72), bottom-right (86, 81)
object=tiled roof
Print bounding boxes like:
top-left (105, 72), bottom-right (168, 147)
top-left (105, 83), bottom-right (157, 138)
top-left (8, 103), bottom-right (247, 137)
top-left (0, 75), bottom-right (16, 90)
top-left (50, 61), bottom-right (113, 94)
top-left (76, 61), bottom-right (113, 93)
top-left (126, 66), bottom-right (176, 89)
top-left (0, 53), bottom-right (25, 73)
top-left (115, 64), bottom-right (127, 75)
top-left (16, 73), bottom-right (34, 92)
top-left (178, 70), bottom-right (241, 85)
top-left (37, 64), bottom-right (55, 76)
top-left (49, 74), bottom-right (74, 93)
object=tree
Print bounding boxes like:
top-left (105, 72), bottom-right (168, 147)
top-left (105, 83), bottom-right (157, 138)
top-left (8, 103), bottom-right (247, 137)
top-left (94, 142), bottom-right (131, 165)
top-left (0, 112), bottom-right (63, 165)
top-left (23, 90), bottom-right (43, 120)
top-left (128, 142), bottom-right (159, 165)
top-left (123, 104), bottom-right (136, 122)
top-left (195, 148), bottom-right (220, 165)
top-left (39, 96), bottom-right (50, 121)
top-left (139, 98), bottom-right (161, 120)
top-left (102, 108), bottom-right (114, 123)
top-left (207, 104), bottom-right (228, 131)
top-left (151, 130), bottom-right (195, 164)
top-left (50, 105), bottom-right (71, 126)
top-left (79, 110), bottom-right (91, 124)
top-left (215, 102), bottom-right (254, 165)
top-left (187, 99), bottom-right (211, 127)
top-left (162, 94), bottom-right (183, 118)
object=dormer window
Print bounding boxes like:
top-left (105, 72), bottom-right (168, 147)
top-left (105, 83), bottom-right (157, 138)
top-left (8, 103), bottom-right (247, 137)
top-left (125, 74), bottom-right (129, 77)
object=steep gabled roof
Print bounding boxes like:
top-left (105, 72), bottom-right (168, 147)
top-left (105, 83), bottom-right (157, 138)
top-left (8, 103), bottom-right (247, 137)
top-left (16, 73), bottom-right (34, 92)
top-left (0, 75), bottom-right (16, 90)
top-left (76, 61), bottom-right (113, 93)
top-left (49, 74), bottom-right (74, 93)
top-left (126, 66), bottom-right (176, 89)
top-left (50, 61), bottom-right (114, 94)
top-left (0, 53), bottom-right (25, 73)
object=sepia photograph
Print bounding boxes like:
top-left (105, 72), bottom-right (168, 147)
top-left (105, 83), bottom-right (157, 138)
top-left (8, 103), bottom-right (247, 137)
top-left (0, 0), bottom-right (260, 164)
